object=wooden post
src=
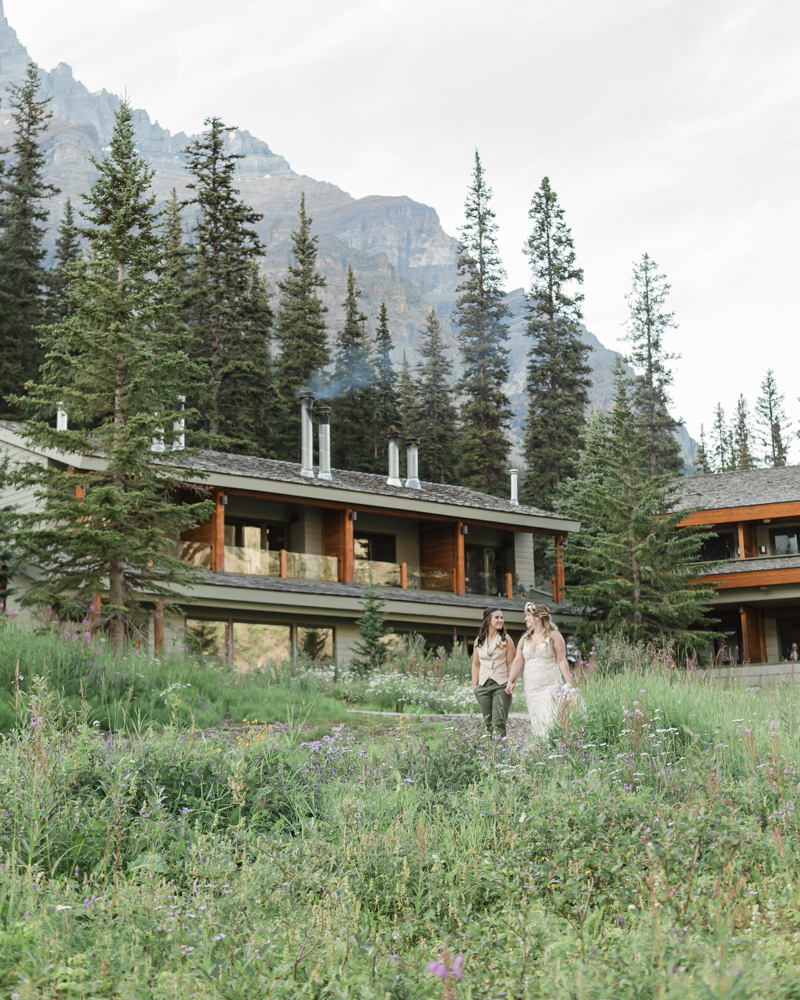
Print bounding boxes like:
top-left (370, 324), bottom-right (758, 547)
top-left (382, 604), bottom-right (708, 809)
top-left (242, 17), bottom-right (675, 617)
top-left (279, 549), bottom-right (287, 578)
top-left (454, 522), bottom-right (466, 595)
top-left (757, 608), bottom-right (767, 664)
top-left (552, 577), bottom-right (557, 603)
top-left (737, 522), bottom-right (748, 559)
top-left (400, 562), bottom-right (407, 589)
top-left (212, 492), bottom-right (226, 572)
top-left (342, 510), bottom-right (355, 584)
top-left (505, 573), bottom-right (513, 599)
top-left (88, 592), bottom-right (102, 629)
top-left (555, 534), bottom-right (565, 602)
top-left (740, 605), bottom-right (750, 663)
top-left (154, 602), bottom-right (164, 654)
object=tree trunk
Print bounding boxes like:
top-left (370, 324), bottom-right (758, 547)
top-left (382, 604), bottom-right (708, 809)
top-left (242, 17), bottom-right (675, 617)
top-left (108, 553), bottom-right (125, 651)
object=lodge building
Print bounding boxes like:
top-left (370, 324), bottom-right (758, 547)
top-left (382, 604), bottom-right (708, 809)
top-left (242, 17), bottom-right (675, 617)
top-left (0, 409), bottom-right (579, 666)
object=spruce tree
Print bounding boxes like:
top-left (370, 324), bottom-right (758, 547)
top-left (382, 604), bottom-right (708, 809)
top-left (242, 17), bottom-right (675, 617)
top-left (452, 151), bottom-right (512, 495)
top-left (0, 63), bottom-right (59, 415)
top-left (755, 369), bottom-right (790, 467)
top-left (183, 117), bottom-right (273, 451)
top-left (414, 310), bottom-right (458, 483)
top-left (694, 425), bottom-right (711, 474)
top-left (10, 101), bottom-right (214, 650)
top-left (623, 253), bottom-right (683, 474)
top-left (329, 266), bottom-right (376, 471)
top-left (557, 361), bottom-right (716, 648)
top-left (710, 403), bottom-right (730, 473)
top-left (371, 302), bottom-right (401, 470)
top-left (732, 394), bottom-right (756, 470)
top-left (49, 198), bottom-right (81, 321)
top-left (273, 193), bottom-right (329, 461)
top-left (397, 349), bottom-right (416, 473)
top-left (522, 177), bottom-right (592, 509)
top-left (351, 576), bottom-right (392, 673)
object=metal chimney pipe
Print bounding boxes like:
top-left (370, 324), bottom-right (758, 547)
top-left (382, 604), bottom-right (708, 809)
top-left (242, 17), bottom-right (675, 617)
top-left (405, 437), bottom-right (421, 490)
top-left (387, 432), bottom-right (402, 486)
top-left (56, 406), bottom-right (68, 431)
top-left (510, 468), bottom-right (519, 505)
top-left (172, 395), bottom-right (186, 451)
top-left (299, 390), bottom-right (315, 478)
top-left (317, 406), bottom-right (332, 480)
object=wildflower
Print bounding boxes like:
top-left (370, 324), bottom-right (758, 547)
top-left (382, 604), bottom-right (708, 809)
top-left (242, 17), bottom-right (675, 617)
top-left (770, 720), bottom-right (778, 732)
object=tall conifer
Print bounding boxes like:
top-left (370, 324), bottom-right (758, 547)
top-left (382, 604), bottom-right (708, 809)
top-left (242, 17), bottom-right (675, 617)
top-left (183, 118), bottom-right (273, 451)
top-left (371, 302), bottom-right (401, 470)
top-left (49, 198), bottom-right (81, 321)
top-left (732, 395), bottom-right (756, 470)
top-left (414, 310), bottom-right (458, 483)
top-left (522, 177), bottom-right (592, 509)
top-left (694, 425), bottom-right (711, 474)
top-left (755, 370), bottom-right (790, 467)
top-left (623, 253), bottom-right (683, 475)
top-left (11, 101), bottom-right (213, 649)
top-left (329, 266), bottom-right (375, 471)
top-left (710, 403), bottom-right (730, 473)
top-left (0, 63), bottom-right (59, 414)
top-left (397, 349), bottom-right (416, 465)
top-left (452, 151), bottom-right (512, 495)
top-left (273, 193), bottom-right (329, 461)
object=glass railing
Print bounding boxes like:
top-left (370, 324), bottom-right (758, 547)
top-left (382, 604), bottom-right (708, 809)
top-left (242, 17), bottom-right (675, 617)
top-left (285, 552), bottom-right (339, 582)
top-left (178, 541), bottom-right (212, 569)
top-left (410, 566), bottom-right (455, 593)
top-left (222, 546), bottom-right (338, 583)
top-left (354, 559), bottom-right (402, 588)
top-left (224, 546), bottom-right (281, 577)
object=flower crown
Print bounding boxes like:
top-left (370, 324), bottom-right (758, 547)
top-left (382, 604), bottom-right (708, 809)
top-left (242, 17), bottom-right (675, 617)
top-left (525, 602), bottom-right (548, 617)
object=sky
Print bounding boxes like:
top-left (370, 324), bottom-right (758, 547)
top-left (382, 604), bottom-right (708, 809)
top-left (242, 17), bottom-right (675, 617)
top-left (6, 0), bottom-right (800, 455)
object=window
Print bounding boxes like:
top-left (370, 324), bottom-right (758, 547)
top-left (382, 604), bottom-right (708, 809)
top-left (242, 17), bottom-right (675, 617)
top-left (224, 521), bottom-right (286, 550)
top-left (771, 528), bottom-right (799, 556)
top-left (231, 622), bottom-right (291, 669)
top-left (354, 533), bottom-right (396, 563)
top-left (186, 619), bottom-right (229, 660)
top-left (297, 627), bottom-right (335, 661)
top-left (700, 531), bottom-right (735, 562)
top-left (465, 545), bottom-right (503, 596)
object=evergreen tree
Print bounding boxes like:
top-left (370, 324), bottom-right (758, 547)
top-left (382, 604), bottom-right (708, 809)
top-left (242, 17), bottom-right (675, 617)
top-left (10, 101), bottom-right (214, 650)
top-left (329, 266), bottom-right (376, 471)
top-left (755, 369), bottom-right (790, 467)
top-left (414, 310), bottom-right (458, 483)
top-left (161, 189), bottom-right (190, 330)
top-left (273, 193), bottom-right (329, 461)
top-left (397, 349), bottom-right (417, 473)
top-left (351, 576), bottom-right (392, 673)
top-left (710, 403), bottom-right (731, 473)
top-left (522, 177), bottom-right (592, 509)
top-left (623, 253), bottom-right (683, 475)
top-left (732, 394), bottom-right (756, 470)
top-left (557, 361), bottom-right (716, 648)
top-left (0, 451), bottom-right (17, 604)
top-left (452, 151), bottom-right (512, 495)
top-left (0, 63), bottom-right (59, 414)
top-left (371, 302), bottom-right (401, 469)
top-left (183, 117), bottom-right (273, 451)
top-left (694, 425), bottom-right (711, 474)
top-left (49, 198), bottom-right (81, 320)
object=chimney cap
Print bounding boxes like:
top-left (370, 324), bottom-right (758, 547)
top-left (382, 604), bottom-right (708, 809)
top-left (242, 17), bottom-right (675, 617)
top-left (316, 406), bottom-right (331, 420)
top-left (298, 389), bottom-right (315, 400)
top-left (405, 437), bottom-right (420, 446)
top-left (388, 431), bottom-right (401, 441)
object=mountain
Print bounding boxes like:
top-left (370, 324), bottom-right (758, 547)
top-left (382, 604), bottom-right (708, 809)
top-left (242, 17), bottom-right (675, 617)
top-left (0, 2), bottom-right (697, 468)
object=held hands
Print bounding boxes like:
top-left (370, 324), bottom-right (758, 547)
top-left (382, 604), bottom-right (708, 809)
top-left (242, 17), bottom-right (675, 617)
top-left (505, 678), bottom-right (516, 696)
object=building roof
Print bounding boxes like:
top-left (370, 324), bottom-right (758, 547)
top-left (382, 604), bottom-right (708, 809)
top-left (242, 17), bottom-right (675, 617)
top-left (677, 465), bottom-right (800, 512)
top-left (700, 554), bottom-right (800, 576)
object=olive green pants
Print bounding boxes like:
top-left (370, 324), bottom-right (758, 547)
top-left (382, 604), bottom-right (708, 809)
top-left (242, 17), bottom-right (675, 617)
top-left (474, 679), bottom-right (512, 738)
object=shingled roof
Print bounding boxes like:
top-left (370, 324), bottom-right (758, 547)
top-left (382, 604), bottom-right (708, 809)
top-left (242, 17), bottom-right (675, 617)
top-left (676, 465), bottom-right (800, 512)
top-left (699, 554), bottom-right (800, 575)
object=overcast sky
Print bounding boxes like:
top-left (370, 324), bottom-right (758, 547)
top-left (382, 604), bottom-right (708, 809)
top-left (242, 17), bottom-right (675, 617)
top-left (7, 0), bottom-right (800, 455)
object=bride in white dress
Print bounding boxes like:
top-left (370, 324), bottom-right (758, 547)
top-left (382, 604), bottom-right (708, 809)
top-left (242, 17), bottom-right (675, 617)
top-left (506, 603), bottom-right (581, 737)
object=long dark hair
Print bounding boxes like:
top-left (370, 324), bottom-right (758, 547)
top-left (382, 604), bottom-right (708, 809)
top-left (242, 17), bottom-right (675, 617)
top-left (476, 607), bottom-right (507, 648)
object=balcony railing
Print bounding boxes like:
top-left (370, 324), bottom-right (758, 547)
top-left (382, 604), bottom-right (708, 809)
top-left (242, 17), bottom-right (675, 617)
top-left (177, 541), bottom-right (212, 568)
top-left (224, 546), bottom-right (339, 582)
top-left (355, 560), bottom-right (456, 593)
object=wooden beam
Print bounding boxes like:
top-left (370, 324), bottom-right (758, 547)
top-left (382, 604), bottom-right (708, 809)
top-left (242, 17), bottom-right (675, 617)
top-left (701, 567), bottom-right (800, 589)
top-left (211, 492), bottom-right (226, 572)
top-left (678, 501), bottom-right (800, 527)
top-left (505, 573), bottom-right (513, 599)
top-left (342, 509), bottom-right (355, 584)
top-left (400, 562), bottom-right (407, 589)
top-left (758, 608), bottom-right (767, 664)
top-left (740, 606), bottom-right (750, 663)
top-left (455, 521), bottom-right (466, 595)
top-left (555, 535), bottom-right (566, 602)
top-left (737, 523), bottom-right (747, 560)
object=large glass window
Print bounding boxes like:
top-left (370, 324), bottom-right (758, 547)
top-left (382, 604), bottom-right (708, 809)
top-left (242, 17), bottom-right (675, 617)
top-left (465, 546), bottom-right (503, 596)
top-left (297, 627), bottom-right (335, 661)
top-left (354, 533), bottom-right (396, 562)
top-left (186, 619), bottom-right (229, 661)
top-left (700, 531), bottom-right (735, 562)
top-left (224, 521), bottom-right (286, 550)
top-left (231, 622), bottom-right (291, 670)
top-left (771, 528), bottom-right (799, 556)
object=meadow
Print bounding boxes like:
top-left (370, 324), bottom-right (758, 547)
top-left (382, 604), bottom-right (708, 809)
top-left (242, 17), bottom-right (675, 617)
top-left (1, 623), bottom-right (800, 997)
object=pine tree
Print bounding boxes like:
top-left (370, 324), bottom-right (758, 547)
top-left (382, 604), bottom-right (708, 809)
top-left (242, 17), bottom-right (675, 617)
top-left (0, 63), bottom-right (59, 415)
top-left (452, 151), bottom-right (512, 495)
top-left (370, 302), bottom-right (401, 470)
top-left (414, 310), bottom-right (458, 483)
top-left (183, 117), bottom-right (273, 451)
top-left (10, 101), bottom-right (214, 650)
top-left (351, 576), bottom-right (392, 673)
top-left (755, 369), bottom-right (790, 467)
top-left (710, 404), bottom-right (730, 473)
top-left (623, 253), bottom-right (683, 475)
top-left (49, 198), bottom-right (81, 320)
top-left (0, 451), bottom-right (17, 604)
top-left (557, 361), bottom-right (716, 648)
top-left (273, 193), bottom-right (329, 461)
top-left (329, 266), bottom-right (376, 471)
top-left (397, 349), bottom-right (417, 475)
top-left (694, 425), bottom-right (711, 474)
top-left (522, 177), bottom-right (592, 509)
top-left (732, 394), bottom-right (756, 470)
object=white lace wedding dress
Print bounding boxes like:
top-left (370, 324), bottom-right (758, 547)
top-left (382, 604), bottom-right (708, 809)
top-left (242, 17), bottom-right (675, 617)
top-left (522, 635), bottom-right (580, 737)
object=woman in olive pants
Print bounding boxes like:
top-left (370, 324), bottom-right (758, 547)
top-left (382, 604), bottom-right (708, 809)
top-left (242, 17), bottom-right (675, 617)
top-left (472, 607), bottom-right (516, 739)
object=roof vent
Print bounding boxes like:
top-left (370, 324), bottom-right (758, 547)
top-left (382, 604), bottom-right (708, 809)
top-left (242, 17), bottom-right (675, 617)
top-left (317, 406), bottom-right (332, 481)
top-left (299, 390), bottom-right (315, 478)
top-left (510, 468), bottom-right (519, 506)
top-left (405, 437), bottom-right (421, 490)
top-left (387, 432), bottom-right (402, 486)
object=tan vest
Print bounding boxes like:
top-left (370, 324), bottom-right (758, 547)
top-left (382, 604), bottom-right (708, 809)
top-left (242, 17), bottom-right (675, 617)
top-left (477, 633), bottom-right (510, 684)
